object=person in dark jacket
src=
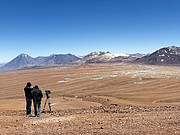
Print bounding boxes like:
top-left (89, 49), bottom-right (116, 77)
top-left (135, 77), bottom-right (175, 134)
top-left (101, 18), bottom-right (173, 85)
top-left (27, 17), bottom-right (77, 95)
top-left (24, 82), bottom-right (33, 115)
top-left (31, 85), bottom-right (43, 117)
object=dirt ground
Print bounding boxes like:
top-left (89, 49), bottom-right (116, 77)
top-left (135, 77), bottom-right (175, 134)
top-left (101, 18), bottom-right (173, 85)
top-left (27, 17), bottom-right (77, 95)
top-left (0, 63), bottom-right (180, 134)
top-left (0, 105), bottom-right (179, 135)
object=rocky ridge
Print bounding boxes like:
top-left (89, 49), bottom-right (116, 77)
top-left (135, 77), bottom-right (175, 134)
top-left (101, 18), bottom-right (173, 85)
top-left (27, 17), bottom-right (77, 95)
top-left (135, 46), bottom-right (180, 65)
top-left (81, 51), bottom-right (138, 63)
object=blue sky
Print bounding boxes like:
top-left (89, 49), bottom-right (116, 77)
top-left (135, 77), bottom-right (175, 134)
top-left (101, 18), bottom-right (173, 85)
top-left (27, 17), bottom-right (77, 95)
top-left (0, 0), bottom-right (180, 63)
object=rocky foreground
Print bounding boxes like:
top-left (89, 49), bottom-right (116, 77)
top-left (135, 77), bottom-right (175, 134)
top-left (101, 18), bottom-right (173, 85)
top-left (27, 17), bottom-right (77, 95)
top-left (0, 105), bottom-right (180, 135)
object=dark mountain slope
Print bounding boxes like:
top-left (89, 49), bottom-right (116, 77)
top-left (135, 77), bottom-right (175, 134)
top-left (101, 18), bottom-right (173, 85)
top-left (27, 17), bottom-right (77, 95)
top-left (135, 46), bottom-right (180, 65)
top-left (42, 54), bottom-right (80, 65)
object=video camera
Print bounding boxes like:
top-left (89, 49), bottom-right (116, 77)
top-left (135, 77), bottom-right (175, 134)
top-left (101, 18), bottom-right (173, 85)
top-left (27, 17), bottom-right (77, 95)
top-left (45, 90), bottom-right (51, 99)
top-left (42, 90), bottom-right (52, 113)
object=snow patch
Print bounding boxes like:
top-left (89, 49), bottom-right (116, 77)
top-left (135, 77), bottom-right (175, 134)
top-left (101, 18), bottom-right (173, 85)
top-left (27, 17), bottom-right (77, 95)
top-left (113, 54), bottom-right (129, 57)
top-left (58, 80), bottom-right (69, 83)
top-left (109, 75), bottom-right (118, 77)
top-left (91, 77), bottom-right (104, 80)
top-left (51, 103), bottom-right (57, 106)
top-left (159, 54), bottom-right (165, 57)
top-left (91, 74), bottom-right (118, 80)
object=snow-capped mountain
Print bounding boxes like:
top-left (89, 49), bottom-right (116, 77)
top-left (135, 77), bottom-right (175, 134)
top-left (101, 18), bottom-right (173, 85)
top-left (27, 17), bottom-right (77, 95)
top-left (82, 51), bottom-right (138, 63)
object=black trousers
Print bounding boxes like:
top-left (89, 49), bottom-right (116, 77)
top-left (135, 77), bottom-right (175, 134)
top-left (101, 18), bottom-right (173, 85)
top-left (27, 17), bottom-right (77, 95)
top-left (26, 97), bottom-right (32, 115)
top-left (33, 100), bottom-right (41, 116)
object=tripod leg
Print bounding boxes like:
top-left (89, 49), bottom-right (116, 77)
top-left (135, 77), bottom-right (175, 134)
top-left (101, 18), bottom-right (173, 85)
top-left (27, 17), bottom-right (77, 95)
top-left (48, 99), bottom-right (52, 112)
top-left (42, 98), bottom-right (47, 113)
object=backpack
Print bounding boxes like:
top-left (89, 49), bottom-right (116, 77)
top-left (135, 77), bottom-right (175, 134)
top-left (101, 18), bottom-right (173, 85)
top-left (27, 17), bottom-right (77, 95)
top-left (31, 89), bottom-right (38, 98)
top-left (31, 89), bottom-right (42, 101)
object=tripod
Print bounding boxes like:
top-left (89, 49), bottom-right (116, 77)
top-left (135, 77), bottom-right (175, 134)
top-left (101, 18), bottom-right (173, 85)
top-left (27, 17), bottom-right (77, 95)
top-left (42, 92), bottom-right (52, 113)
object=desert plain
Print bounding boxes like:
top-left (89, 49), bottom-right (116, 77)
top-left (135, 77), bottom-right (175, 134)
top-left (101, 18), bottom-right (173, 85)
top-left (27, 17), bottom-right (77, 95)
top-left (0, 63), bottom-right (180, 134)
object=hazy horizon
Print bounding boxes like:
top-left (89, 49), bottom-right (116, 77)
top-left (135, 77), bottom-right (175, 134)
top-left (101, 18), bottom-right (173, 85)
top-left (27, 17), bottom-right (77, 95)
top-left (0, 0), bottom-right (180, 63)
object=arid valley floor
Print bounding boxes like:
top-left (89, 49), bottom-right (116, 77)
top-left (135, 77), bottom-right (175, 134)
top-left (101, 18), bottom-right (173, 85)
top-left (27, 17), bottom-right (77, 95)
top-left (0, 63), bottom-right (180, 134)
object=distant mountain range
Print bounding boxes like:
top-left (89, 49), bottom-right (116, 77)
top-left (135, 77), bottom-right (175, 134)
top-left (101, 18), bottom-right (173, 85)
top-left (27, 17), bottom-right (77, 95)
top-left (36, 54), bottom-right (81, 65)
top-left (1, 46), bottom-right (180, 72)
top-left (0, 53), bottom-right (80, 72)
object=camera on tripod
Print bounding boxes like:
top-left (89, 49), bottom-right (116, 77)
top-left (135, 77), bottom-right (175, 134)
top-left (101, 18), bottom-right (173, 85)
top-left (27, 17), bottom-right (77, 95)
top-left (45, 90), bottom-right (51, 99)
top-left (42, 90), bottom-right (52, 113)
